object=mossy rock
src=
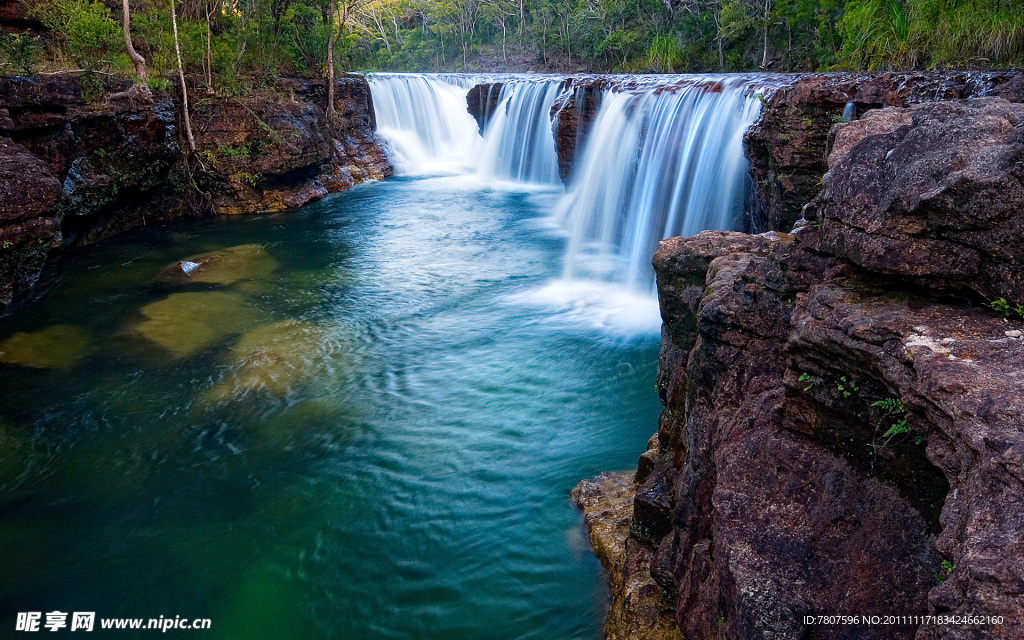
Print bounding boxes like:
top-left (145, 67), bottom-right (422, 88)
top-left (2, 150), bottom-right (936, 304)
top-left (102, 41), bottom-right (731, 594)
top-left (133, 291), bottom-right (260, 357)
top-left (161, 244), bottom-right (278, 286)
top-left (0, 324), bottom-right (92, 369)
top-left (205, 320), bottom-right (322, 402)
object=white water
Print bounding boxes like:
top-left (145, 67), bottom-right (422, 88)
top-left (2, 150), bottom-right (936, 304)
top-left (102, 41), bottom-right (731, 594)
top-left (365, 73), bottom-right (762, 326)
top-left (367, 73), bottom-right (562, 184)
top-left (558, 78), bottom-right (762, 289)
top-left (477, 79), bottom-right (563, 184)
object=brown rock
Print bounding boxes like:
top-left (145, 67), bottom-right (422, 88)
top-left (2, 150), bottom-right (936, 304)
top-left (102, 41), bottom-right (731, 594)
top-left (744, 70), bottom-right (1024, 233)
top-left (466, 82), bottom-right (504, 133)
top-left (808, 98), bottom-right (1024, 303)
top-left (0, 137), bottom-right (60, 224)
top-left (572, 472), bottom-right (684, 640)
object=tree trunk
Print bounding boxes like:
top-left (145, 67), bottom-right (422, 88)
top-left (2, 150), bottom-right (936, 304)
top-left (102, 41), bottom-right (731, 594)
top-left (761, 0), bottom-right (770, 68)
top-left (205, 1), bottom-right (214, 94)
top-left (122, 0), bottom-right (148, 83)
top-left (171, 0), bottom-right (196, 153)
top-left (327, 0), bottom-right (336, 118)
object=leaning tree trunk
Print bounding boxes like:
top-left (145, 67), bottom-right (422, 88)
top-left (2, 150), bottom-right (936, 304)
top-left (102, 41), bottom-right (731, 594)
top-left (171, 0), bottom-right (197, 153)
top-left (327, 0), bottom-right (336, 118)
top-left (122, 0), bottom-right (148, 83)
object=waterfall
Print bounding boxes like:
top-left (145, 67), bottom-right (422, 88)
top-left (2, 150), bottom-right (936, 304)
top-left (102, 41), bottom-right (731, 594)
top-left (477, 79), bottom-right (563, 184)
top-left (557, 77), bottom-right (762, 290)
top-left (367, 73), bottom-right (480, 175)
top-left (366, 73), bottom-right (762, 296)
top-left (367, 73), bottom-right (563, 185)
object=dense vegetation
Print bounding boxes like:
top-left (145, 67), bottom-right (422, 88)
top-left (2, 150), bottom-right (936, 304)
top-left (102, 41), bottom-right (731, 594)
top-left (1, 0), bottom-right (1021, 84)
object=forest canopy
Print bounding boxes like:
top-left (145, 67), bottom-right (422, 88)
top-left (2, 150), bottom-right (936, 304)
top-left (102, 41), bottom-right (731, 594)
top-left (1, 0), bottom-right (1022, 84)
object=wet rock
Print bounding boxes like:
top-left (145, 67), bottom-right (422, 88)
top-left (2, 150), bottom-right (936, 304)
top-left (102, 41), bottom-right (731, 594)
top-left (132, 291), bottom-right (258, 358)
top-left (0, 324), bottom-right (91, 369)
top-left (205, 320), bottom-right (322, 402)
top-left (572, 472), bottom-right (684, 640)
top-left (550, 78), bottom-right (606, 183)
top-left (466, 82), bottom-right (504, 133)
top-left (808, 98), bottom-right (1024, 303)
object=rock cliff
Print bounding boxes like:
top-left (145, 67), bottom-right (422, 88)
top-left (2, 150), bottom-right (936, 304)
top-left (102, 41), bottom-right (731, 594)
top-left (744, 71), bottom-right (1024, 233)
top-left (579, 97), bottom-right (1024, 639)
top-left (0, 74), bottom-right (391, 308)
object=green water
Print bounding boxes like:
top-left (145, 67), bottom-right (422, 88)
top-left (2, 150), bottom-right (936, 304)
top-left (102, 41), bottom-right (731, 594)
top-left (0, 176), bottom-right (663, 639)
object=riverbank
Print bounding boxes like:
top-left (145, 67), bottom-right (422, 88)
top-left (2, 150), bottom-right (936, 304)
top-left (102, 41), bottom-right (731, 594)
top-left (0, 74), bottom-right (391, 309)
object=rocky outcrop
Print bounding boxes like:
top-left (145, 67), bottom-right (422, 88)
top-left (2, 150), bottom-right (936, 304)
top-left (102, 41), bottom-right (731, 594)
top-left (573, 472), bottom-right (683, 640)
top-left (466, 82), bottom-right (503, 133)
top-left (808, 98), bottom-right (1024, 304)
top-left (0, 73), bottom-right (391, 309)
top-left (0, 136), bottom-right (60, 305)
top-left (581, 97), bottom-right (1024, 639)
top-left (550, 78), bottom-right (605, 183)
top-left (744, 71), bottom-right (1024, 233)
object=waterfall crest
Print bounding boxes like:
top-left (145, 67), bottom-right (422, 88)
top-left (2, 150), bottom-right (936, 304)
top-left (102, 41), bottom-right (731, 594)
top-left (367, 73), bottom-right (480, 175)
top-left (477, 79), bottom-right (563, 184)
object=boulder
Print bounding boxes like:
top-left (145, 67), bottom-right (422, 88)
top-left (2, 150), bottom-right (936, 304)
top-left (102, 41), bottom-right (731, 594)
top-left (807, 98), bottom-right (1024, 303)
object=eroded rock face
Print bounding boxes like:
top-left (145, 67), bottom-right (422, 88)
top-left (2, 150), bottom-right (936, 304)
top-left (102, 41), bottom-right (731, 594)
top-left (0, 136), bottom-right (61, 305)
top-left (807, 98), bottom-right (1024, 304)
top-left (550, 78), bottom-right (605, 183)
top-left (572, 472), bottom-right (683, 640)
top-left (584, 99), bottom-right (1024, 640)
top-left (744, 71), bottom-right (1024, 233)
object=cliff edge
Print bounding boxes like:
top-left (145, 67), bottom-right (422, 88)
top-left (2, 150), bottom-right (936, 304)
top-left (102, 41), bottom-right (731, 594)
top-left (578, 97), bottom-right (1024, 639)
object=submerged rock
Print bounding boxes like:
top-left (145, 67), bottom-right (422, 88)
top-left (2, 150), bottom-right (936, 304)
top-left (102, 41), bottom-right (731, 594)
top-left (205, 320), bottom-right (322, 402)
top-left (133, 291), bottom-right (258, 357)
top-left (0, 324), bottom-right (91, 369)
top-left (161, 244), bottom-right (278, 286)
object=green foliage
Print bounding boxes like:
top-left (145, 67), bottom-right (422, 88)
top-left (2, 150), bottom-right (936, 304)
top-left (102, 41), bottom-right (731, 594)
top-left (1, 32), bottom-right (42, 74)
top-left (873, 396), bottom-right (924, 444)
top-left (871, 397), bottom-right (905, 413)
top-left (989, 298), bottom-right (1024, 320)
top-left (18, 0), bottom-right (1021, 87)
top-left (146, 76), bottom-right (173, 92)
top-left (31, 0), bottom-right (125, 71)
top-left (837, 375), bottom-right (859, 398)
top-left (935, 559), bottom-right (953, 583)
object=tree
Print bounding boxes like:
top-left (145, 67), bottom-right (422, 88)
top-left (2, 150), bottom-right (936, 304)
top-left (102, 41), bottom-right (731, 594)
top-left (170, 0), bottom-right (197, 152)
top-left (121, 0), bottom-right (148, 82)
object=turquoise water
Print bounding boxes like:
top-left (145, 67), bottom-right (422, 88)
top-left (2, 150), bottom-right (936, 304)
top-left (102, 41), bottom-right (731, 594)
top-left (0, 176), bottom-right (663, 639)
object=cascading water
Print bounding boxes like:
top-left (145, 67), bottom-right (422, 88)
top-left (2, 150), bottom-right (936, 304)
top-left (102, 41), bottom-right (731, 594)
top-left (367, 73), bottom-right (480, 174)
top-left (367, 73), bottom-right (762, 326)
top-left (477, 79), bottom-right (563, 184)
top-left (557, 77), bottom-right (762, 290)
top-left (367, 73), bottom-right (563, 185)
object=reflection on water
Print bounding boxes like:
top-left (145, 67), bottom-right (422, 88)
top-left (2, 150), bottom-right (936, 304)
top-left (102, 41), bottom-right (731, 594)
top-left (0, 176), bottom-right (662, 639)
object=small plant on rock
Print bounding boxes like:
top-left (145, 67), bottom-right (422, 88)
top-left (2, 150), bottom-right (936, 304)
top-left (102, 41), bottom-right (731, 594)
top-left (837, 376), bottom-right (859, 398)
top-left (989, 298), bottom-right (1024, 321)
top-left (873, 397), bottom-right (924, 445)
